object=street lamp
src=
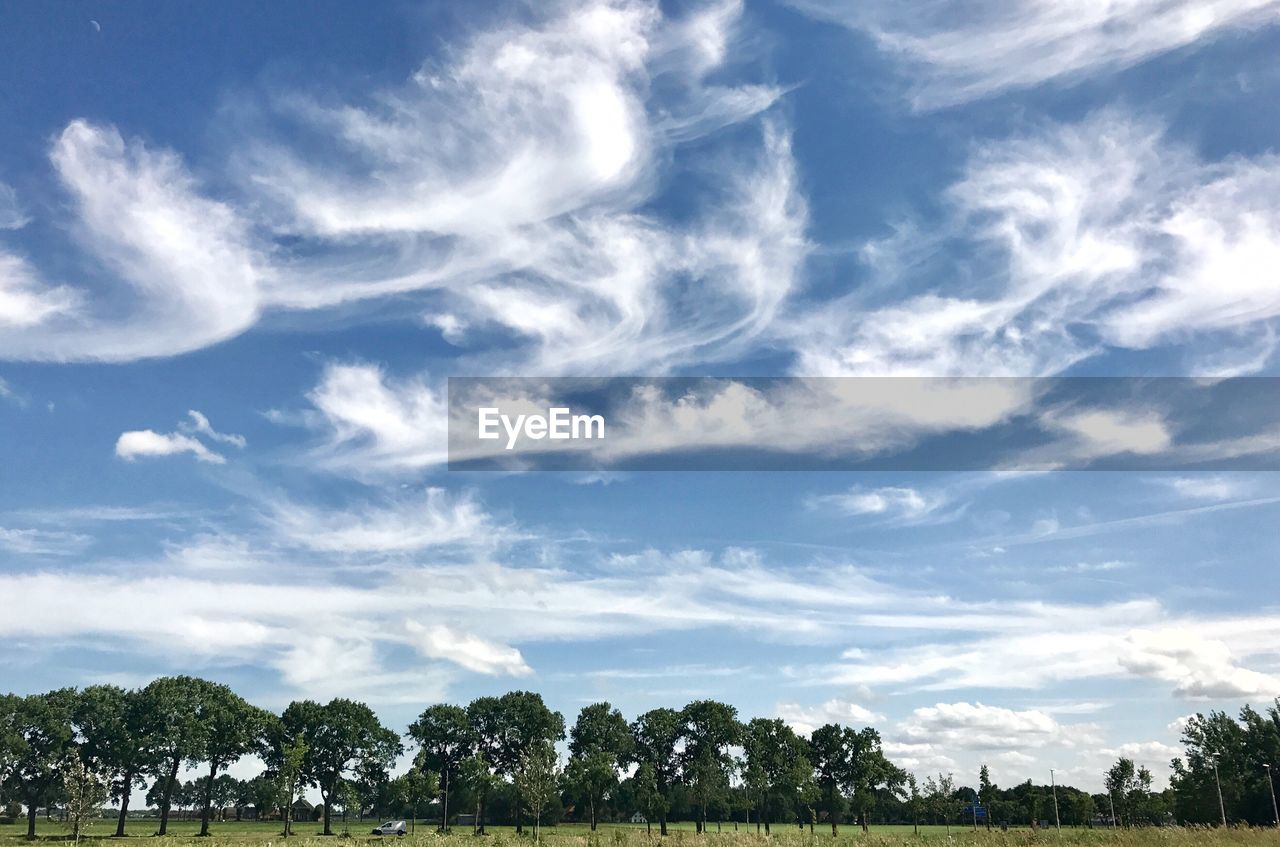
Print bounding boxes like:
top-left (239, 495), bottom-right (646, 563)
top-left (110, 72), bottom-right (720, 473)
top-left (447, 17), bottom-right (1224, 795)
top-left (1050, 769), bottom-right (1061, 832)
top-left (1213, 759), bottom-right (1227, 827)
top-left (1264, 764), bottom-right (1278, 827)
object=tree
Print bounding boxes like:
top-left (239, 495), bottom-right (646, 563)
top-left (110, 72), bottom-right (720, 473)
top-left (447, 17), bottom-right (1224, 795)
top-left (567, 702), bottom-right (631, 830)
top-left (189, 680), bottom-right (267, 837)
top-left (1106, 757), bottom-right (1154, 826)
top-left (139, 676), bottom-right (206, 836)
top-left (247, 773), bottom-right (280, 822)
top-left (632, 762), bottom-right (667, 836)
top-left (295, 699), bottom-right (401, 836)
top-left (923, 773), bottom-right (957, 833)
top-left (62, 749), bottom-right (107, 844)
top-left (261, 710), bottom-right (309, 837)
top-left (389, 767), bottom-right (438, 833)
top-left (514, 742), bottom-right (561, 843)
top-left (679, 700), bottom-right (740, 834)
top-left (488, 691), bottom-right (564, 835)
top-left (1, 688), bottom-right (77, 840)
top-left (904, 774), bottom-right (923, 835)
top-left (978, 765), bottom-right (995, 831)
top-left (741, 718), bottom-right (811, 834)
top-left (846, 727), bottom-right (902, 831)
top-left (630, 708), bottom-right (681, 836)
top-left (460, 753), bottom-right (499, 835)
top-left (407, 703), bottom-right (471, 833)
top-left (74, 685), bottom-right (154, 837)
top-left (808, 724), bottom-right (849, 835)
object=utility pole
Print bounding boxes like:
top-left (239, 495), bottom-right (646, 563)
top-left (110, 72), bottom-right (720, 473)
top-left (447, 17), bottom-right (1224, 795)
top-left (1050, 769), bottom-right (1061, 832)
top-left (1213, 760), bottom-right (1227, 827)
top-left (1264, 764), bottom-right (1278, 827)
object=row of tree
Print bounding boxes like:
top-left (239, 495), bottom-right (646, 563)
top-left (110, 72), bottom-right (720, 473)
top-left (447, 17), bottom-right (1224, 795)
top-left (5, 679), bottom-right (1279, 841)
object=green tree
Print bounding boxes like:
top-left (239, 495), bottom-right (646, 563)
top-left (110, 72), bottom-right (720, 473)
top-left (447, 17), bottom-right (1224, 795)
top-left (139, 676), bottom-right (205, 836)
top-left (846, 727), bottom-right (902, 831)
top-left (514, 741), bottom-right (561, 843)
top-left (923, 773), bottom-right (957, 833)
top-left (630, 708), bottom-right (681, 836)
top-left (679, 700), bottom-right (740, 834)
top-left (407, 703), bottom-right (471, 832)
top-left (390, 767), bottom-right (438, 833)
top-left (808, 724), bottom-right (850, 835)
top-left (0, 688), bottom-right (77, 840)
top-left (62, 748), bottom-right (107, 844)
top-left (489, 691), bottom-right (564, 835)
top-left (741, 718), bottom-right (810, 834)
top-left (73, 684), bottom-right (154, 837)
top-left (247, 773), bottom-right (279, 821)
top-left (296, 698), bottom-right (401, 836)
top-left (904, 774), bottom-right (923, 835)
top-left (631, 762), bottom-right (667, 835)
top-left (978, 765), bottom-right (995, 831)
top-left (459, 753), bottom-right (499, 834)
top-left (567, 702), bottom-right (631, 830)
top-left (189, 680), bottom-right (267, 837)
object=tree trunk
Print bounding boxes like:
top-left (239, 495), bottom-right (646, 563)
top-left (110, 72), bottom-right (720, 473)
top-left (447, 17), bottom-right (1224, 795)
top-left (514, 784), bottom-right (523, 835)
top-left (590, 795), bottom-right (597, 831)
top-left (115, 770), bottom-right (133, 837)
top-left (200, 760), bottom-right (218, 836)
top-left (159, 757), bottom-right (180, 836)
top-left (322, 782), bottom-right (334, 835)
top-left (440, 769), bottom-right (449, 833)
top-left (26, 798), bottom-right (37, 840)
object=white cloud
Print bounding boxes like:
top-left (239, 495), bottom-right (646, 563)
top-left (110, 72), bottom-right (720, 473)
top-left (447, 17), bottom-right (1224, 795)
top-left (115, 430), bottom-right (225, 464)
top-left (2, 2), bottom-right (800, 370)
top-left (0, 121), bottom-right (265, 361)
top-left (114, 410), bottom-right (242, 464)
top-left (0, 181), bottom-right (29, 229)
top-left (791, 111), bottom-right (1280, 378)
top-left (896, 702), bottom-right (1089, 751)
top-left (267, 487), bottom-right (505, 554)
top-left (807, 484), bottom-right (953, 523)
top-left (180, 410), bottom-right (246, 447)
top-left (299, 362), bottom-right (449, 476)
top-left (1158, 475), bottom-right (1255, 501)
top-left (0, 526), bottom-right (91, 556)
top-left (405, 621), bottom-right (532, 677)
top-left (1118, 629), bottom-right (1280, 699)
top-left (0, 252), bottom-right (80, 329)
top-left (787, 0), bottom-right (1280, 108)
top-left (776, 698), bottom-right (883, 735)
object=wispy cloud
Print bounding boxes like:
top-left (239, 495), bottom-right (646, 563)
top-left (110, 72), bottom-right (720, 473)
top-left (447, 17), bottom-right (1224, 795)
top-left (787, 0), bottom-right (1280, 108)
top-left (791, 111), bottom-right (1280, 377)
top-left (115, 410), bottom-right (243, 464)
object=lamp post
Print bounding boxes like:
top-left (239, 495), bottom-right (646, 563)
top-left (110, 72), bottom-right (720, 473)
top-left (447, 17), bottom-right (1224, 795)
top-left (1264, 764), bottom-right (1278, 827)
top-left (1213, 760), bottom-right (1227, 827)
top-left (1050, 769), bottom-right (1061, 832)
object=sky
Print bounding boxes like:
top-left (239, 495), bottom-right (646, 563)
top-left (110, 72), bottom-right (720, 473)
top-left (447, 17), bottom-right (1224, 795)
top-left (2, 0), bottom-right (1280, 795)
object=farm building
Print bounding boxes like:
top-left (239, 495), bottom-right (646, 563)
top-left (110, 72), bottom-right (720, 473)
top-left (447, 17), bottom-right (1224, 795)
top-left (630, 812), bottom-right (647, 824)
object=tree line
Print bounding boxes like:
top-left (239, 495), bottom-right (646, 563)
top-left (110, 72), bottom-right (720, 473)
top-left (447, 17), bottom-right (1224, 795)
top-left (4, 679), bottom-right (1279, 840)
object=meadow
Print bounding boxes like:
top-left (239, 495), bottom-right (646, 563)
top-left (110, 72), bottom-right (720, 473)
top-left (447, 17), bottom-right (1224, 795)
top-left (4, 820), bottom-right (1280, 847)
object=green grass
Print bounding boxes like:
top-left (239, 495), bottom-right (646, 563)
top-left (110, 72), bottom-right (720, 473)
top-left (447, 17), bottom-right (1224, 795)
top-left (5, 819), bottom-right (1280, 846)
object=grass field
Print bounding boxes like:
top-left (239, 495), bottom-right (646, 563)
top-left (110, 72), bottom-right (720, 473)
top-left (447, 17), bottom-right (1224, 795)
top-left (4, 820), bottom-right (1280, 846)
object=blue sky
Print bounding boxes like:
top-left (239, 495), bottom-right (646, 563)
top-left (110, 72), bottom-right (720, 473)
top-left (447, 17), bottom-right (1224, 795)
top-left (2, 0), bottom-right (1280, 792)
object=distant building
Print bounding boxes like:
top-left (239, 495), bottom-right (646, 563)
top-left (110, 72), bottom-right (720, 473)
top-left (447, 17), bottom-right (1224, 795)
top-left (292, 799), bottom-right (317, 822)
top-left (456, 814), bottom-right (477, 828)
top-left (630, 812), bottom-right (647, 824)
